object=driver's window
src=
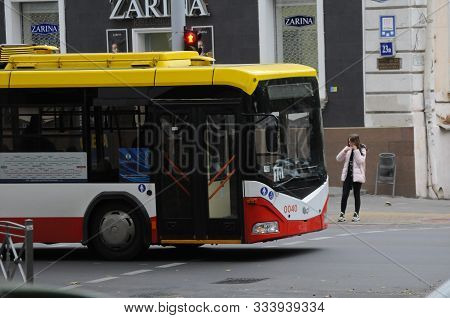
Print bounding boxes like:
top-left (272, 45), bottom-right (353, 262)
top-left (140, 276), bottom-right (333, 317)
top-left (286, 112), bottom-right (311, 162)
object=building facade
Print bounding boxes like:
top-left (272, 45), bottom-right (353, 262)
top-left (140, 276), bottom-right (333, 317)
top-left (1, 0), bottom-right (448, 198)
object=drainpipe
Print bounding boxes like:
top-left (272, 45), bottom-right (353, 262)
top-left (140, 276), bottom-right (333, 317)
top-left (423, 0), bottom-right (443, 199)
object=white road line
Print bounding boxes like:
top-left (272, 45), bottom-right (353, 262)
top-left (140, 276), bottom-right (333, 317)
top-left (156, 263), bottom-right (186, 269)
top-left (281, 241), bottom-right (306, 246)
top-left (262, 245), bottom-right (277, 248)
top-left (85, 276), bottom-right (119, 284)
top-left (335, 233), bottom-right (355, 237)
top-left (428, 279), bottom-right (450, 298)
top-left (121, 269), bottom-right (153, 276)
top-left (60, 284), bottom-right (82, 290)
top-left (362, 230), bottom-right (385, 234)
top-left (308, 236), bottom-right (333, 241)
top-left (418, 227), bottom-right (433, 230)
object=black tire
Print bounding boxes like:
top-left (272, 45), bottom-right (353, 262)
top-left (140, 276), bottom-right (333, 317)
top-left (87, 201), bottom-right (148, 260)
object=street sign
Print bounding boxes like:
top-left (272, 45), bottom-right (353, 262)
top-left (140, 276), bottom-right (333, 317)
top-left (380, 15), bottom-right (395, 38)
top-left (380, 42), bottom-right (395, 57)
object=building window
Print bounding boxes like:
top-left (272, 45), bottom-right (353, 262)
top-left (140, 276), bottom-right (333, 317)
top-left (132, 28), bottom-right (172, 52)
top-left (276, 0), bottom-right (318, 70)
top-left (21, 2), bottom-right (60, 47)
top-left (275, 0), bottom-right (326, 104)
top-left (4, 0), bottom-right (66, 52)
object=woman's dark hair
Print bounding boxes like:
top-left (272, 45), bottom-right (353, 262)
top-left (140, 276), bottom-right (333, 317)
top-left (348, 134), bottom-right (368, 154)
top-left (348, 134), bottom-right (361, 148)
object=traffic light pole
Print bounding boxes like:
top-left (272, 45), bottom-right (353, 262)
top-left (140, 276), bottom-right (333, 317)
top-left (171, 0), bottom-right (186, 51)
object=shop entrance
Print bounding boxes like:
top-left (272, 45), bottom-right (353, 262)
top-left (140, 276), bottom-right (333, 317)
top-left (132, 28), bottom-right (172, 52)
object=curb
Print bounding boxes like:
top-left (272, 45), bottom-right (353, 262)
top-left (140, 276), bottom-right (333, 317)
top-left (428, 279), bottom-right (450, 298)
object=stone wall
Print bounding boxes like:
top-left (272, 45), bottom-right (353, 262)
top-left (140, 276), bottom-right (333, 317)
top-left (324, 127), bottom-right (416, 197)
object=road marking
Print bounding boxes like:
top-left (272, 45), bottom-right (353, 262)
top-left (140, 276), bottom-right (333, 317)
top-left (418, 227), bottom-right (432, 230)
top-left (428, 279), bottom-right (450, 298)
top-left (262, 245), bottom-right (277, 248)
top-left (281, 241), bottom-right (306, 246)
top-left (60, 284), bottom-right (82, 290)
top-left (335, 233), bottom-right (355, 237)
top-left (156, 263), bottom-right (186, 269)
top-left (308, 236), bottom-right (333, 241)
top-left (86, 276), bottom-right (119, 284)
top-left (121, 269), bottom-right (153, 276)
top-left (362, 230), bottom-right (385, 234)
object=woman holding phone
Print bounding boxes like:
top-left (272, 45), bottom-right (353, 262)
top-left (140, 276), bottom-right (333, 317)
top-left (336, 134), bottom-right (367, 222)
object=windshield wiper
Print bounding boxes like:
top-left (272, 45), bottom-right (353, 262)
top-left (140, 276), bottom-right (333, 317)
top-left (273, 176), bottom-right (298, 188)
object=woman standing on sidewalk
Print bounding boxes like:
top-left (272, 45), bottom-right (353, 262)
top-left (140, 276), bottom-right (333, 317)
top-left (336, 134), bottom-right (367, 222)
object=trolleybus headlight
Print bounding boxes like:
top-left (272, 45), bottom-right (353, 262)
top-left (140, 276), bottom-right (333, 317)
top-left (252, 222), bottom-right (279, 234)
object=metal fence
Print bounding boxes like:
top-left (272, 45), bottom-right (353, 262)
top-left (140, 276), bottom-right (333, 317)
top-left (0, 220), bottom-right (34, 284)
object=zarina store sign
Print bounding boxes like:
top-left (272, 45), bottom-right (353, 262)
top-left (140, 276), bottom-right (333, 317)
top-left (285, 15), bottom-right (315, 27)
top-left (31, 23), bottom-right (59, 35)
top-left (109, 0), bottom-right (209, 19)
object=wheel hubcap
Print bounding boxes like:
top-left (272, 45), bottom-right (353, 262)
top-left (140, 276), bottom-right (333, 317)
top-left (99, 210), bottom-right (135, 249)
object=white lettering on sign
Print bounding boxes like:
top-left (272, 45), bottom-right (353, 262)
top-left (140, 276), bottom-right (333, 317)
top-left (189, 0), bottom-right (208, 16)
top-left (31, 24), bottom-right (59, 35)
top-left (109, 0), bottom-right (209, 20)
top-left (125, 0), bottom-right (144, 18)
top-left (284, 15), bottom-right (315, 27)
top-left (145, 0), bottom-right (165, 18)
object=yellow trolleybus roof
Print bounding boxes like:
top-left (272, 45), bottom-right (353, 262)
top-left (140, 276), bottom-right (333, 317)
top-left (1, 51), bottom-right (317, 95)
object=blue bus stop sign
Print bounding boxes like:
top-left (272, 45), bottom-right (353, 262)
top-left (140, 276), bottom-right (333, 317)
top-left (380, 42), bottom-right (394, 57)
top-left (380, 16), bottom-right (395, 38)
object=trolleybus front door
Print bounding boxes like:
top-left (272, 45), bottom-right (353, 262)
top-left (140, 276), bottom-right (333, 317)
top-left (155, 105), bottom-right (242, 243)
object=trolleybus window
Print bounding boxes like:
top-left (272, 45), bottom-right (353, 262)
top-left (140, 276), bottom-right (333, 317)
top-left (253, 78), bottom-right (326, 192)
top-left (8, 88), bottom-right (85, 153)
top-left (0, 107), bottom-right (13, 152)
top-left (89, 104), bottom-right (148, 183)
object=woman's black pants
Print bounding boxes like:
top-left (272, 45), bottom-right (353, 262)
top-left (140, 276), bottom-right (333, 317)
top-left (341, 179), bottom-right (362, 214)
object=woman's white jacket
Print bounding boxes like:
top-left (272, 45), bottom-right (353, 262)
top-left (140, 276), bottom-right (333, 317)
top-left (336, 147), bottom-right (367, 183)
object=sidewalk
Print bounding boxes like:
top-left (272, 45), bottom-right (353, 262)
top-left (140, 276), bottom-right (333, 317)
top-left (327, 187), bottom-right (450, 225)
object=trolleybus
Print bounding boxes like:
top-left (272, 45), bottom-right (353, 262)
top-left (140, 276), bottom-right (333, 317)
top-left (0, 48), bottom-right (328, 260)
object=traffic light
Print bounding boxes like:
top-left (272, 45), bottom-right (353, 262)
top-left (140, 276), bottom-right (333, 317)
top-left (184, 28), bottom-right (198, 52)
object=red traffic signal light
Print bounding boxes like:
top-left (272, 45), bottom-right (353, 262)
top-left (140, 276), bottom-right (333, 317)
top-left (184, 29), bottom-right (198, 50)
top-left (184, 30), bottom-right (198, 46)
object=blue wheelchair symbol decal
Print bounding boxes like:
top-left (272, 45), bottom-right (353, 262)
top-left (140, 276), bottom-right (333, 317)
top-left (138, 184), bottom-right (146, 193)
top-left (260, 187), bottom-right (268, 196)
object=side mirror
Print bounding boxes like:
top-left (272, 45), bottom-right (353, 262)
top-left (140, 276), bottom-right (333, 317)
top-left (265, 118), bottom-right (279, 153)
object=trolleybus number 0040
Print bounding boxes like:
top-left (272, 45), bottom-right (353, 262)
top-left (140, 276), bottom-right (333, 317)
top-left (283, 205), bottom-right (298, 213)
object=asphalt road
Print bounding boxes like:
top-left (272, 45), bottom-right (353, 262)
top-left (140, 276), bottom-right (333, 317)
top-left (4, 195), bottom-right (450, 298)
top-left (10, 222), bottom-right (444, 298)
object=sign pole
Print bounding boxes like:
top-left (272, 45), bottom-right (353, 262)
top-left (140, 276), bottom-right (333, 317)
top-left (171, 0), bottom-right (186, 51)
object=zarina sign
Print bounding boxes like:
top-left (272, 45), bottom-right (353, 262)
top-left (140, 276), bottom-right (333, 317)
top-left (285, 15), bottom-right (315, 27)
top-left (31, 23), bottom-right (59, 35)
top-left (109, 0), bottom-right (209, 19)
